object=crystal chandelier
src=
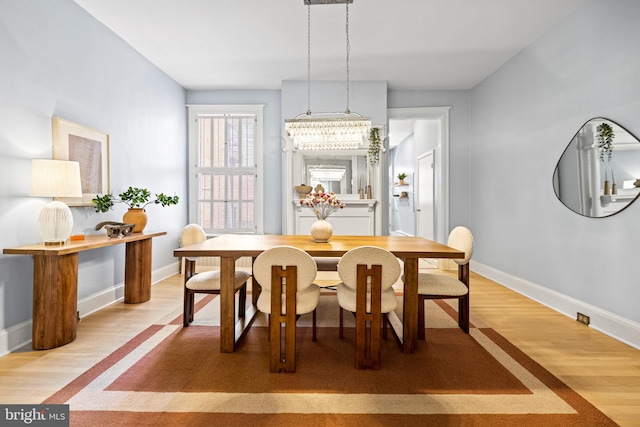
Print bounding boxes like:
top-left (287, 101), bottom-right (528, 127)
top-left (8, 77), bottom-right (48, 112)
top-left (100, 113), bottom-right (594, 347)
top-left (285, 0), bottom-right (371, 150)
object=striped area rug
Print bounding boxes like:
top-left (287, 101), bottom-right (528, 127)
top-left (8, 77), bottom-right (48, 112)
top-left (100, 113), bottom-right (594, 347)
top-left (44, 293), bottom-right (615, 426)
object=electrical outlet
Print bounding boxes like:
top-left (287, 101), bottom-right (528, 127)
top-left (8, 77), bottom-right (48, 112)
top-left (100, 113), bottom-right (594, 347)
top-left (577, 312), bottom-right (590, 325)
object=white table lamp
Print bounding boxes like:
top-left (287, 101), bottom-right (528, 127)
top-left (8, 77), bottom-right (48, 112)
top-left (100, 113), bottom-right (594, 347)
top-left (30, 159), bottom-right (82, 245)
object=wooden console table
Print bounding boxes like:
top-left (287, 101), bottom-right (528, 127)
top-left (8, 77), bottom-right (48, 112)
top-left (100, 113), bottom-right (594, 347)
top-left (3, 231), bottom-right (166, 350)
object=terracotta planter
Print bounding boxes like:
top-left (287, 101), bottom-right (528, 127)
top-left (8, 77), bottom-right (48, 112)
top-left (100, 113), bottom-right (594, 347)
top-left (310, 219), bottom-right (332, 243)
top-left (123, 208), bottom-right (148, 233)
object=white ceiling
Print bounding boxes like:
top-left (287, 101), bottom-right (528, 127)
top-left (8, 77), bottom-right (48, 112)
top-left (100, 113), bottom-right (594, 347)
top-left (73, 0), bottom-right (588, 91)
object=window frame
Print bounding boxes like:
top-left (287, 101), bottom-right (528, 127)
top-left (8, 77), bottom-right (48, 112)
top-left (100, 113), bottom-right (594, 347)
top-left (187, 104), bottom-right (264, 235)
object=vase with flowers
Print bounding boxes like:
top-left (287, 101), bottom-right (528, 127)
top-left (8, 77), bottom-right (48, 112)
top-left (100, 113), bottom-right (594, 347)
top-left (300, 191), bottom-right (344, 242)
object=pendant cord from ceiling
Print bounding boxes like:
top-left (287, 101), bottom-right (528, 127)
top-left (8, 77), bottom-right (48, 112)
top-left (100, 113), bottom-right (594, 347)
top-left (285, 0), bottom-right (370, 151)
top-left (307, 3), bottom-right (312, 116)
top-left (345, 1), bottom-right (350, 115)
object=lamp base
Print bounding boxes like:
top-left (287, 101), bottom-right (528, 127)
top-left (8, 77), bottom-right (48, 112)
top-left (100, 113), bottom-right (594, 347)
top-left (44, 240), bottom-right (67, 246)
top-left (38, 201), bottom-right (73, 245)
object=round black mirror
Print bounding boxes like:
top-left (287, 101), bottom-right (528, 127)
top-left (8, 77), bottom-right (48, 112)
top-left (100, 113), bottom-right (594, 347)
top-left (553, 118), bottom-right (640, 217)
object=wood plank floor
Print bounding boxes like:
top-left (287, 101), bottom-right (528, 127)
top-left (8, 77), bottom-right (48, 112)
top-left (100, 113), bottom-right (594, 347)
top-left (0, 269), bottom-right (638, 426)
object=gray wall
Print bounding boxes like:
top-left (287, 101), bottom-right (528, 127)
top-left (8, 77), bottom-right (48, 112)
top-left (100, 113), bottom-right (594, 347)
top-left (469, 0), bottom-right (640, 324)
top-left (0, 0), bottom-right (187, 333)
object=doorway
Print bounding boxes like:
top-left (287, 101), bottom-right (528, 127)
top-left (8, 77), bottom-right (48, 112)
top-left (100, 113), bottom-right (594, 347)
top-left (416, 150), bottom-right (438, 268)
top-left (387, 107), bottom-right (450, 244)
top-left (417, 150), bottom-right (435, 240)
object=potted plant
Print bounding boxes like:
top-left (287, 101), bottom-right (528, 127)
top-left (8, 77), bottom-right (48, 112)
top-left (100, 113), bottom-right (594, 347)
top-left (397, 173), bottom-right (407, 185)
top-left (92, 187), bottom-right (179, 233)
top-left (368, 127), bottom-right (382, 166)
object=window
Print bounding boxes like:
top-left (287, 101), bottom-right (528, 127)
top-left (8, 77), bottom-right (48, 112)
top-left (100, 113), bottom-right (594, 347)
top-left (188, 105), bottom-right (263, 234)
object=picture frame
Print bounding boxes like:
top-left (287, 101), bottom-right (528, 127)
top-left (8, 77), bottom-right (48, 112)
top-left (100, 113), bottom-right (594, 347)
top-left (52, 117), bottom-right (111, 207)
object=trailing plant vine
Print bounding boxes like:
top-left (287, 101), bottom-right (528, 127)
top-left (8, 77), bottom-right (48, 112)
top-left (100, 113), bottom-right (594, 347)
top-left (597, 122), bottom-right (614, 162)
top-left (368, 127), bottom-right (382, 166)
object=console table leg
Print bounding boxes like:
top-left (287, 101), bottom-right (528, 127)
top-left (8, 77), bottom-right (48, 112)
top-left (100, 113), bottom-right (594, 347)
top-left (124, 238), bottom-right (152, 303)
top-left (32, 254), bottom-right (78, 350)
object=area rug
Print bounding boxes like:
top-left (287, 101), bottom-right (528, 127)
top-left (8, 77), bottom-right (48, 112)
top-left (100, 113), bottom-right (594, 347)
top-left (43, 293), bottom-right (615, 426)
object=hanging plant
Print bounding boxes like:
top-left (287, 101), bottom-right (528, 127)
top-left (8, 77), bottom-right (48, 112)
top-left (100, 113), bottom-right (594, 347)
top-left (597, 122), bottom-right (615, 162)
top-left (368, 127), bottom-right (382, 166)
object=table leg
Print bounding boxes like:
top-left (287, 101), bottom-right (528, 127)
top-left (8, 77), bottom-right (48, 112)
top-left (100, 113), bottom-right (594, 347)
top-left (32, 254), bottom-right (78, 350)
top-left (220, 256), bottom-right (236, 353)
top-left (402, 257), bottom-right (419, 353)
top-left (124, 238), bottom-right (152, 303)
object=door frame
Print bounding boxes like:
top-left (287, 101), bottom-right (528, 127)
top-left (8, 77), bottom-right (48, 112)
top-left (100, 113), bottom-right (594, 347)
top-left (387, 107), bottom-right (450, 244)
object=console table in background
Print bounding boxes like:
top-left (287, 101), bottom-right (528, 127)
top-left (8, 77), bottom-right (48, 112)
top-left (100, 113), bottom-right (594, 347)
top-left (3, 231), bottom-right (166, 350)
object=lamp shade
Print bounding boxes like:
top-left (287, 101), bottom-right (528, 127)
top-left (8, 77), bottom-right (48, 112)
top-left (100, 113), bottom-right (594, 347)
top-left (30, 159), bottom-right (82, 245)
top-left (30, 159), bottom-right (82, 198)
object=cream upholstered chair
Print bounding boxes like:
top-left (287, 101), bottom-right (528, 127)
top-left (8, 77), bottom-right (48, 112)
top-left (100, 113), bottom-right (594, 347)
top-left (179, 224), bottom-right (250, 327)
top-left (337, 246), bottom-right (401, 370)
top-left (254, 246), bottom-right (320, 373)
top-left (415, 226), bottom-right (474, 339)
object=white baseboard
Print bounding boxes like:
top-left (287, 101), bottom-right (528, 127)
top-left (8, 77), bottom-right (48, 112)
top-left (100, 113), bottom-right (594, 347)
top-left (0, 320), bottom-right (32, 356)
top-left (153, 261), bottom-right (180, 286)
top-left (0, 261), bottom-right (181, 357)
top-left (472, 261), bottom-right (640, 350)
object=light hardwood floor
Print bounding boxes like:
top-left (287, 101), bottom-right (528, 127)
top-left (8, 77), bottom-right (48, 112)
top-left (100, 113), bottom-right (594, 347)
top-left (0, 269), bottom-right (638, 426)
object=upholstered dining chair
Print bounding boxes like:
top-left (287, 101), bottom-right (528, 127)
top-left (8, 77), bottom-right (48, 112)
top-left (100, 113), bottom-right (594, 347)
top-left (415, 226), bottom-right (474, 339)
top-left (313, 257), bottom-right (340, 271)
top-left (337, 246), bottom-right (401, 370)
top-left (254, 246), bottom-right (320, 373)
top-left (179, 224), bottom-right (250, 327)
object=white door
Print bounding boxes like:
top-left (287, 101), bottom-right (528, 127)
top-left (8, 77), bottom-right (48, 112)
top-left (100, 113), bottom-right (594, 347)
top-left (416, 150), bottom-right (435, 240)
top-left (416, 151), bottom-right (436, 268)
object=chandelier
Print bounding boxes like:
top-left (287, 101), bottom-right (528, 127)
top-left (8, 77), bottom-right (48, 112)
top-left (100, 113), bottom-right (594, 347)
top-left (285, 0), bottom-right (371, 150)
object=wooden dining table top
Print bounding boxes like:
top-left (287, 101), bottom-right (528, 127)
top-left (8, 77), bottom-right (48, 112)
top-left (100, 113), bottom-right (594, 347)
top-left (173, 234), bottom-right (465, 260)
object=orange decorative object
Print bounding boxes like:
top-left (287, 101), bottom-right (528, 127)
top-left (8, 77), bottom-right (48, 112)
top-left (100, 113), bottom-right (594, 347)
top-left (122, 208), bottom-right (148, 233)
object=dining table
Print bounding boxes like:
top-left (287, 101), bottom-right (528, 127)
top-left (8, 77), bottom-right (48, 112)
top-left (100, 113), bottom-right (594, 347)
top-left (173, 234), bottom-right (464, 353)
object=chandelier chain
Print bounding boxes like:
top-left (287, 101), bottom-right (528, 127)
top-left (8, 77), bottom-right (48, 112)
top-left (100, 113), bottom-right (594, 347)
top-left (345, 2), bottom-right (350, 115)
top-left (285, 0), bottom-right (371, 151)
top-left (307, 3), bottom-right (312, 115)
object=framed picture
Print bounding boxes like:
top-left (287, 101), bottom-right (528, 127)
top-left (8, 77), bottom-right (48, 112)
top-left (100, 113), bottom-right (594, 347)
top-left (52, 117), bottom-right (111, 207)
